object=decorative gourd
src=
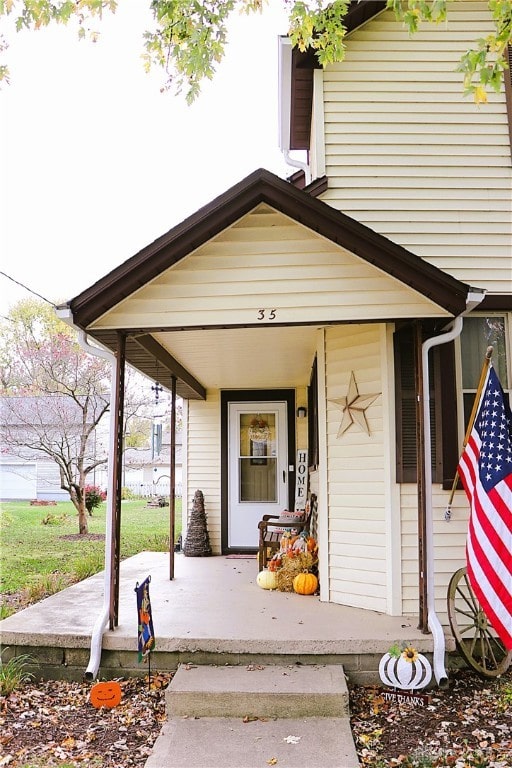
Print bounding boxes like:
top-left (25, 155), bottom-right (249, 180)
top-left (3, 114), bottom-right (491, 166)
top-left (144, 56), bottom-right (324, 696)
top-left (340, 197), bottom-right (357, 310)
top-left (90, 680), bottom-right (122, 709)
top-left (293, 571), bottom-right (318, 595)
top-left (257, 569), bottom-right (277, 590)
top-left (378, 648), bottom-right (432, 690)
top-left (268, 555), bottom-right (282, 572)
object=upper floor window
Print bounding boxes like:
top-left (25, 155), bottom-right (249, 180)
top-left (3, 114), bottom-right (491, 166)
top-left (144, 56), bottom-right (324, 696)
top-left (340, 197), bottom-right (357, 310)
top-left (460, 315), bottom-right (510, 425)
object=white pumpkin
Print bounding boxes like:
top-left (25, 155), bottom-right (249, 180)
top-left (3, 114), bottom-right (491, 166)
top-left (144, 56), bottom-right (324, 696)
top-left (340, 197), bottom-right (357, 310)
top-left (378, 650), bottom-right (432, 690)
top-left (256, 569), bottom-right (277, 590)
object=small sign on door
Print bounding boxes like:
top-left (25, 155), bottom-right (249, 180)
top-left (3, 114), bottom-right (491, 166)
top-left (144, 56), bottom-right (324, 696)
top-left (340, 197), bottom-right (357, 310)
top-left (295, 449), bottom-right (308, 512)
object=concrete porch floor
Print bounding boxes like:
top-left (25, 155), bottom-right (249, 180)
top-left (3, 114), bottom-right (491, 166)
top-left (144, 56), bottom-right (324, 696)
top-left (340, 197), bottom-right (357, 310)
top-left (0, 552), bottom-right (454, 683)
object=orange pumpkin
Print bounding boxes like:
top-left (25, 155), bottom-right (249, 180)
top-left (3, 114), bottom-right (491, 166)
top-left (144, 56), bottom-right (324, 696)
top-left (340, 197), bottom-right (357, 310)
top-left (293, 572), bottom-right (318, 595)
top-left (90, 680), bottom-right (122, 709)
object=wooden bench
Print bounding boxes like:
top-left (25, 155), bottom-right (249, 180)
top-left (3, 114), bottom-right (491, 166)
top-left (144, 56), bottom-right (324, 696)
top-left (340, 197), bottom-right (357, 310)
top-left (257, 494), bottom-right (317, 571)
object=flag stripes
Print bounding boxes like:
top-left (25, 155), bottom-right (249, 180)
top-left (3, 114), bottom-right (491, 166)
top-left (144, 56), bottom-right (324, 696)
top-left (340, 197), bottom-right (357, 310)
top-left (457, 365), bottom-right (512, 651)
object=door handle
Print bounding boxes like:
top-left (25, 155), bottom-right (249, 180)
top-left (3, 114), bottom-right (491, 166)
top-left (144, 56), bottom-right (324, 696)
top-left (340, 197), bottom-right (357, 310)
top-left (283, 470), bottom-right (286, 483)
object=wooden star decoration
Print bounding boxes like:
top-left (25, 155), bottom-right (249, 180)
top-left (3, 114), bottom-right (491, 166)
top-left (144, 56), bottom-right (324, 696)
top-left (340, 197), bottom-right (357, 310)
top-left (330, 371), bottom-right (381, 437)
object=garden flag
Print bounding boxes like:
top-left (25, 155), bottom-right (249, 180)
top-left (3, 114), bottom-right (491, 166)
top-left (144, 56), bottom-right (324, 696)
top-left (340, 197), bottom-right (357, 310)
top-left (457, 365), bottom-right (512, 650)
top-left (135, 576), bottom-right (155, 661)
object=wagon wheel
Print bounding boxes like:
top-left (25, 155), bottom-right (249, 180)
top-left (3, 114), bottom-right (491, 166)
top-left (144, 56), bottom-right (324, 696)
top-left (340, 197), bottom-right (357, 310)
top-left (447, 567), bottom-right (512, 678)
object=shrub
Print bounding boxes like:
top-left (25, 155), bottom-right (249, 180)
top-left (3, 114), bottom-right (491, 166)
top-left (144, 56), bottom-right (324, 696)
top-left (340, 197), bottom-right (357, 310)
top-left (84, 485), bottom-right (107, 515)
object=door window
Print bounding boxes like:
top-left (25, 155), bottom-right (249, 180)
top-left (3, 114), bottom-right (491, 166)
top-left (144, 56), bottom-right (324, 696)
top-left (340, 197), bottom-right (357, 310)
top-left (239, 412), bottom-right (277, 503)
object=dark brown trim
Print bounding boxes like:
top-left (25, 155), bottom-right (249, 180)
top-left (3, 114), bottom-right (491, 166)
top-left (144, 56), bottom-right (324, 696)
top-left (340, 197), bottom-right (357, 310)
top-left (480, 294), bottom-right (512, 311)
top-left (287, 1), bottom-right (386, 152)
top-left (308, 357), bottom-right (319, 469)
top-left (110, 331), bottom-right (126, 630)
top-left (220, 389), bottom-right (296, 555)
top-left (287, 169), bottom-right (306, 188)
top-left (134, 335), bottom-right (206, 400)
top-left (414, 323), bottom-right (428, 632)
top-left (286, 173), bottom-right (328, 197)
top-left (68, 169), bottom-right (473, 326)
top-left (304, 175), bottom-right (328, 197)
top-left (169, 375), bottom-right (177, 580)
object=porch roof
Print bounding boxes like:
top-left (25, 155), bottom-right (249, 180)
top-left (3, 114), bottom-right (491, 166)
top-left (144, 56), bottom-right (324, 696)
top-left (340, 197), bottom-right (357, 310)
top-left (63, 168), bottom-right (477, 399)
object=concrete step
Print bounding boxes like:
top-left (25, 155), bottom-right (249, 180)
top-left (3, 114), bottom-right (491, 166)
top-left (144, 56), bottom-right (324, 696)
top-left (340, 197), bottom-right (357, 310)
top-left (145, 664), bottom-right (360, 768)
top-left (145, 715), bottom-right (360, 768)
top-left (166, 663), bottom-right (350, 718)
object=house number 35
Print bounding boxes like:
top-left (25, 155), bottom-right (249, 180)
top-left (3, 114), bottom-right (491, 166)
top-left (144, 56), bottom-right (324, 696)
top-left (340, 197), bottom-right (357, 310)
top-left (257, 309), bottom-right (277, 320)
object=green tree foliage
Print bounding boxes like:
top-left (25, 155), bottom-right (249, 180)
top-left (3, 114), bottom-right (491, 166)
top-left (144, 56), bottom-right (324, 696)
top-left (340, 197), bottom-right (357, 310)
top-left (0, 0), bottom-right (510, 102)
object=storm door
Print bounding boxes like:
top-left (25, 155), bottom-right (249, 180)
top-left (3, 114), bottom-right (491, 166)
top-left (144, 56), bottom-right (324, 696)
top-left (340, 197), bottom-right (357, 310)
top-left (227, 401), bottom-right (288, 549)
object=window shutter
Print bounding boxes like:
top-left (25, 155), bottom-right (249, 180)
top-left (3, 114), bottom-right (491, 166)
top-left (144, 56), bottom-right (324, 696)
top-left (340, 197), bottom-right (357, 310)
top-left (394, 323), bottom-right (457, 484)
top-left (394, 324), bottom-right (418, 482)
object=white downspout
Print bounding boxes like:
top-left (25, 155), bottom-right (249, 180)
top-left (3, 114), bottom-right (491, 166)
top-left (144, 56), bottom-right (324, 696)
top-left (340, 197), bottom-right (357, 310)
top-left (79, 331), bottom-right (117, 681)
top-left (56, 307), bottom-right (117, 681)
top-left (421, 291), bottom-right (484, 688)
top-left (283, 149), bottom-right (312, 186)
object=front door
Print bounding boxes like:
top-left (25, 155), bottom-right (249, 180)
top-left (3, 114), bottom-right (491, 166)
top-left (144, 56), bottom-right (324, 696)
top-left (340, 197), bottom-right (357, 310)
top-left (227, 401), bottom-right (289, 549)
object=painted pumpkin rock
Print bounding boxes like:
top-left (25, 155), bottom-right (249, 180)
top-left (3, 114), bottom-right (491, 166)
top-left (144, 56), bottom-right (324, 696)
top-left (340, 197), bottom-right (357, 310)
top-left (90, 680), bottom-right (123, 708)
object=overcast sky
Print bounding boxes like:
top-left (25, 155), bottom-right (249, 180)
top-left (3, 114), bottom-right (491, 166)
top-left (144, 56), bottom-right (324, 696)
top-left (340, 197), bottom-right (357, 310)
top-left (0, 1), bottom-right (295, 315)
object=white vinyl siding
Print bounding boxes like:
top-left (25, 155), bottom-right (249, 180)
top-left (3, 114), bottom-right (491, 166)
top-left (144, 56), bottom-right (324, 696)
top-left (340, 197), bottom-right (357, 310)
top-left (186, 391), bottom-right (221, 553)
top-left (325, 324), bottom-right (390, 611)
top-left (400, 485), bottom-right (471, 627)
top-left (90, 204), bottom-right (451, 331)
top-left (320, 2), bottom-right (512, 295)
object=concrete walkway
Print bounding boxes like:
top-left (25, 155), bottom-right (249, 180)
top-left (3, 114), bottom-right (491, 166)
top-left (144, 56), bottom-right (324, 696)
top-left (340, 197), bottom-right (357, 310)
top-left (145, 663), bottom-right (360, 768)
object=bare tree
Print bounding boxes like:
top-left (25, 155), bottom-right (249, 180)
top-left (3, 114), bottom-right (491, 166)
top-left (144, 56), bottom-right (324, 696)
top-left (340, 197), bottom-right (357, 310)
top-left (1, 301), bottom-right (111, 533)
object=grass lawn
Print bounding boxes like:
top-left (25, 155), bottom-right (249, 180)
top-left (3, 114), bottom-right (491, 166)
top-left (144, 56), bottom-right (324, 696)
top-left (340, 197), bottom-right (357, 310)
top-left (0, 499), bottom-right (182, 614)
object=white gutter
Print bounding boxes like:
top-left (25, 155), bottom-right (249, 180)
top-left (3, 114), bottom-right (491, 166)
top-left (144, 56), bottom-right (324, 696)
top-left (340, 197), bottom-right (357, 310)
top-left (55, 307), bottom-right (117, 681)
top-left (421, 291), bottom-right (484, 688)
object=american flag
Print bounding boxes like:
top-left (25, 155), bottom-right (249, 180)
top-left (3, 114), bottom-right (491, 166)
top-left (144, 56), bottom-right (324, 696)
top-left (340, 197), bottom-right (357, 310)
top-left (457, 365), bottom-right (512, 650)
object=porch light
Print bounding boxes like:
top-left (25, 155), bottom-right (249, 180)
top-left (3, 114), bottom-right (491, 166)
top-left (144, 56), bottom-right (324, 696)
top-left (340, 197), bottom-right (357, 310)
top-left (297, 406), bottom-right (307, 419)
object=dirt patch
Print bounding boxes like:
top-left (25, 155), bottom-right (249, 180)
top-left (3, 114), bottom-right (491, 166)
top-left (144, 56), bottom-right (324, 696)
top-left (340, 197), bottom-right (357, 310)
top-left (58, 533), bottom-right (105, 541)
top-left (349, 666), bottom-right (512, 765)
top-left (0, 674), bottom-right (170, 767)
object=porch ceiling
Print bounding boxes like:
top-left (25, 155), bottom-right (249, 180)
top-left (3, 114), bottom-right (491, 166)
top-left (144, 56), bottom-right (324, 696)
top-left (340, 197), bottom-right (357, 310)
top-left (152, 326), bottom-right (319, 390)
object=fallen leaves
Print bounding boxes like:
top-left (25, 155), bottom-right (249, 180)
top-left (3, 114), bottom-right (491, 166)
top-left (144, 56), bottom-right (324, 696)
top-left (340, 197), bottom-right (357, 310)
top-left (0, 674), bottom-right (172, 768)
top-left (349, 668), bottom-right (512, 766)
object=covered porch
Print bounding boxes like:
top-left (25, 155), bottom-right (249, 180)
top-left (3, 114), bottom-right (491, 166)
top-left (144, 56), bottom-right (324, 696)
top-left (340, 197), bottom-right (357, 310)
top-left (0, 551), bottom-right (452, 684)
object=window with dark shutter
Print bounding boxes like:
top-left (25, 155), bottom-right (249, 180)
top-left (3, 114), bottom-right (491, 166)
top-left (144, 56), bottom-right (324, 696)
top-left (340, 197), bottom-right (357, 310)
top-left (394, 323), bottom-right (458, 486)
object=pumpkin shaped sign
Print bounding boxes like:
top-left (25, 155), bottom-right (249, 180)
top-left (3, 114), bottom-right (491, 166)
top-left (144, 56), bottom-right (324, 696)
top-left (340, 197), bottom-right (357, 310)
top-left (379, 646), bottom-right (432, 691)
top-left (90, 680), bottom-right (122, 709)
